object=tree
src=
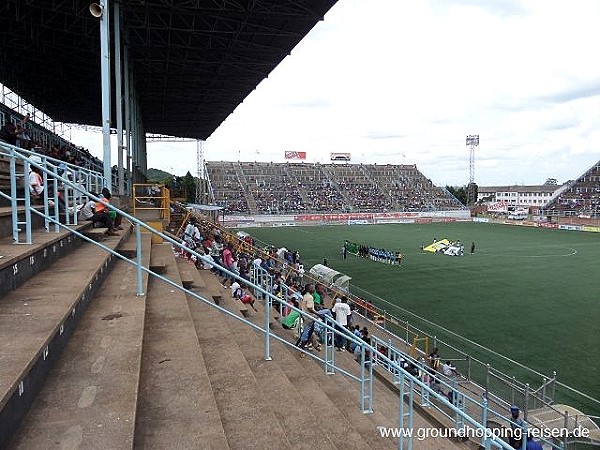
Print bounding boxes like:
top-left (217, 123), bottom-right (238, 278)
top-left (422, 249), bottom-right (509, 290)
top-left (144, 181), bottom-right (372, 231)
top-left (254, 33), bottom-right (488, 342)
top-left (544, 178), bottom-right (558, 185)
top-left (446, 185), bottom-right (467, 206)
top-left (466, 182), bottom-right (478, 206)
top-left (180, 171), bottom-right (197, 202)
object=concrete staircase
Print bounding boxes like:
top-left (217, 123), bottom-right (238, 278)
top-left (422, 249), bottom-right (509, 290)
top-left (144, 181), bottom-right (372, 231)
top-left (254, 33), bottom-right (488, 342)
top-left (7, 232), bottom-right (151, 449)
top-left (184, 267), bottom-right (465, 450)
top-left (319, 164), bottom-right (354, 212)
top-left (0, 207), bottom-right (131, 448)
top-left (283, 164), bottom-right (310, 208)
top-left (233, 162), bottom-right (257, 212)
top-left (2, 208), bottom-right (467, 449)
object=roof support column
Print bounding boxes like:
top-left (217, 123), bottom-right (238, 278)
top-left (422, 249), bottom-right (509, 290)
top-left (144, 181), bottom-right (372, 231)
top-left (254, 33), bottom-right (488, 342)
top-left (123, 43), bottom-right (131, 195)
top-left (113, 0), bottom-right (125, 196)
top-left (98, 0), bottom-right (112, 189)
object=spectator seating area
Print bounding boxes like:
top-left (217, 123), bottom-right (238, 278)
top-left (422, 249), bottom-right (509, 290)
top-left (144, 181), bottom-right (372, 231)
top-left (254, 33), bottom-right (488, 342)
top-left (542, 160), bottom-right (600, 217)
top-left (205, 161), bottom-right (466, 214)
top-left (0, 103), bottom-right (104, 176)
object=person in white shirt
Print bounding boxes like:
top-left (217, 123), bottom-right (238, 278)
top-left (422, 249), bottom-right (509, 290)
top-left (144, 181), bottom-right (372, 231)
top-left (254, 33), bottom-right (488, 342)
top-left (230, 280), bottom-right (241, 298)
top-left (442, 361), bottom-right (457, 377)
top-left (331, 296), bottom-right (352, 350)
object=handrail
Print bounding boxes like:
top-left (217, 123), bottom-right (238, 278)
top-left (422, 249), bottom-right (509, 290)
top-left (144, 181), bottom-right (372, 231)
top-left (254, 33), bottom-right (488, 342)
top-left (1, 147), bottom-right (518, 449)
top-left (349, 283), bottom-right (600, 413)
top-left (171, 200), bottom-right (600, 425)
top-left (370, 336), bottom-right (563, 450)
top-left (8, 146), bottom-right (105, 194)
top-left (176, 206), bottom-right (548, 380)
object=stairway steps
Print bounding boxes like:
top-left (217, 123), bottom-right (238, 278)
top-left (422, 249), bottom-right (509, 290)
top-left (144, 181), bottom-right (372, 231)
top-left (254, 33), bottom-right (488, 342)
top-left (7, 233), bottom-right (152, 449)
top-left (134, 244), bottom-right (229, 449)
top-left (194, 270), bottom-right (383, 450)
top-left (185, 270), bottom-right (293, 450)
top-left (0, 228), bottom-right (129, 448)
top-left (196, 270), bottom-right (467, 450)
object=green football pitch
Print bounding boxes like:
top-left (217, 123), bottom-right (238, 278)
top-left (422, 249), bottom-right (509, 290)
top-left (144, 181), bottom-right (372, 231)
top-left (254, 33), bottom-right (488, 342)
top-left (240, 222), bottom-right (600, 413)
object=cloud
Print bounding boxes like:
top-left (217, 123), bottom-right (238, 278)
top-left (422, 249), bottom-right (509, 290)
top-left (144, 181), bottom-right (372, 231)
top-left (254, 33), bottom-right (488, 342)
top-left (67, 0), bottom-right (600, 188)
top-left (535, 80), bottom-right (600, 104)
top-left (428, 0), bottom-right (530, 17)
top-left (363, 131), bottom-right (410, 140)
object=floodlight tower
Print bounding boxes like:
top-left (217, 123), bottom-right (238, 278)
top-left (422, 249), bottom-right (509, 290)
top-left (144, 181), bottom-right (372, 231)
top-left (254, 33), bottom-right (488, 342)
top-left (195, 139), bottom-right (205, 204)
top-left (466, 135), bottom-right (479, 206)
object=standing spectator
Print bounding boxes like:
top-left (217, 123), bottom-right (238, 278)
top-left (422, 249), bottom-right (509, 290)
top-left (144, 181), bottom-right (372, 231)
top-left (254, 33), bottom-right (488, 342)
top-left (442, 361), bottom-right (458, 377)
top-left (0, 122), bottom-right (17, 146)
top-left (470, 242), bottom-right (476, 254)
top-left (428, 347), bottom-right (441, 370)
top-left (331, 296), bottom-right (351, 351)
top-left (296, 284), bottom-right (321, 354)
top-left (508, 405), bottom-right (524, 449)
top-left (15, 114), bottom-right (31, 149)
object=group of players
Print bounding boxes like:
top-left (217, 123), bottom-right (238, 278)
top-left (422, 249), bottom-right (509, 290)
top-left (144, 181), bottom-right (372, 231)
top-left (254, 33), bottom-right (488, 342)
top-left (343, 240), bottom-right (403, 265)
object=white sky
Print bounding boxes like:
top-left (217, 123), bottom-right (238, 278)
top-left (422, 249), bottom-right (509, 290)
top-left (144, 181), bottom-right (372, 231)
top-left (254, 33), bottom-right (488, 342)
top-left (72, 0), bottom-right (600, 187)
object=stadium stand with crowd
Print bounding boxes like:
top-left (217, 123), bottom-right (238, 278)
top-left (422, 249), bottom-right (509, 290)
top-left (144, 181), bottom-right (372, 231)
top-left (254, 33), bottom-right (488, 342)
top-left (205, 161), bottom-right (468, 215)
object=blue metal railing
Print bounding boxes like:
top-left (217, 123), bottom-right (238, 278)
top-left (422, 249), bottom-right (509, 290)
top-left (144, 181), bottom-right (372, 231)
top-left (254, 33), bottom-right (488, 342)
top-left (173, 200), bottom-right (600, 448)
top-left (0, 144), bottom-right (521, 450)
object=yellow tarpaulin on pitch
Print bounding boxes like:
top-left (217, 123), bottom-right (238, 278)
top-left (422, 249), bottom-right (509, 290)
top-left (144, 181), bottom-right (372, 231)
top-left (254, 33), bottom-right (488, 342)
top-left (423, 239), bottom-right (450, 253)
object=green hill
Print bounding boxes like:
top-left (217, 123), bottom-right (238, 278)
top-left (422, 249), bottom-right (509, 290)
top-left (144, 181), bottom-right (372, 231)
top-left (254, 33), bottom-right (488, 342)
top-left (147, 168), bottom-right (174, 183)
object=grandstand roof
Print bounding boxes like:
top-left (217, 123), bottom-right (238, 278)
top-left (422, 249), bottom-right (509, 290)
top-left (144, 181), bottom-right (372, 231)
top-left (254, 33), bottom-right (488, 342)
top-left (0, 0), bottom-right (337, 139)
top-left (478, 185), bottom-right (561, 193)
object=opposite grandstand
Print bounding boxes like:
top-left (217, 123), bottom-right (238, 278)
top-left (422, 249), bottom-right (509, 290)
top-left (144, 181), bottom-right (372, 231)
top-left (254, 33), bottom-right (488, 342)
top-left (205, 161), bottom-right (466, 215)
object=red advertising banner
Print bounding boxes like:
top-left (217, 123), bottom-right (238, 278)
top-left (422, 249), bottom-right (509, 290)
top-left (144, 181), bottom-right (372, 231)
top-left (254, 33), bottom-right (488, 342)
top-left (285, 151), bottom-right (307, 160)
top-left (537, 222), bottom-right (559, 229)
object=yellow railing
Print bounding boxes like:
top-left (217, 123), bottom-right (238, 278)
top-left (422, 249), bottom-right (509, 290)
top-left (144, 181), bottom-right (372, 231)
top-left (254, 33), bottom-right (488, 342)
top-left (132, 183), bottom-right (171, 223)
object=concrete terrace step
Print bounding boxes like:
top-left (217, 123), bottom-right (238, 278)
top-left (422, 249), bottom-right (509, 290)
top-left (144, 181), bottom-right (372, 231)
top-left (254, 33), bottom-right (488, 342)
top-left (0, 206), bottom-right (46, 240)
top-left (185, 274), bottom-right (293, 450)
top-left (201, 281), bottom-right (373, 450)
top-left (195, 270), bottom-right (392, 450)
top-left (197, 269), bottom-right (466, 450)
top-left (133, 243), bottom-right (229, 449)
top-left (8, 232), bottom-right (152, 449)
top-left (0, 222), bottom-right (92, 297)
top-left (0, 228), bottom-right (130, 448)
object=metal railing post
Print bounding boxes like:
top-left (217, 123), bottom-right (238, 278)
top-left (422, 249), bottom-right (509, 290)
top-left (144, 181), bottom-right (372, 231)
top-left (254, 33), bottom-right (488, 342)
top-left (481, 395), bottom-right (489, 449)
top-left (485, 363), bottom-right (490, 398)
top-left (541, 376), bottom-right (547, 406)
top-left (511, 376), bottom-right (516, 405)
top-left (264, 293), bottom-right (272, 361)
top-left (135, 223), bottom-right (144, 296)
top-left (10, 152), bottom-right (19, 243)
top-left (41, 157), bottom-right (50, 232)
top-left (324, 317), bottom-right (335, 375)
top-left (467, 355), bottom-right (471, 381)
top-left (23, 159), bottom-right (32, 243)
top-left (360, 345), bottom-right (373, 414)
top-left (419, 357), bottom-right (430, 407)
top-left (520, 421), bottom-right (527, 450)
top-left (524, 383), bottom-right (529, 422)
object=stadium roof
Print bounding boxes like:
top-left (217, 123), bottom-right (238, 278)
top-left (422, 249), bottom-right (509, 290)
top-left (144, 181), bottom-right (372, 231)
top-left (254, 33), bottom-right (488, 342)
top-left (0, 0), bottom-right (338, 139)
top-left (478, 185), bottom-right (562, 193)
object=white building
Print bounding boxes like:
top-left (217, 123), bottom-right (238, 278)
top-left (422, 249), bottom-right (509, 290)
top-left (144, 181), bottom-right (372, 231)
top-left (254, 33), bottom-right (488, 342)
top-left (477, 185), bottom-right (566, 211)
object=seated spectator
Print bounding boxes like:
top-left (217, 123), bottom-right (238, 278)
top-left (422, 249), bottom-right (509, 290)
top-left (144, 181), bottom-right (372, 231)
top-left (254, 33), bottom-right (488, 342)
top-left (80, 193), bottom-right (118, 236)
top-left (100, 188), bottom-right (123, 230)
top-left (232, 283), bottom-right (257, 310)
top-left (29, 165), bottom-right (44, 198)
